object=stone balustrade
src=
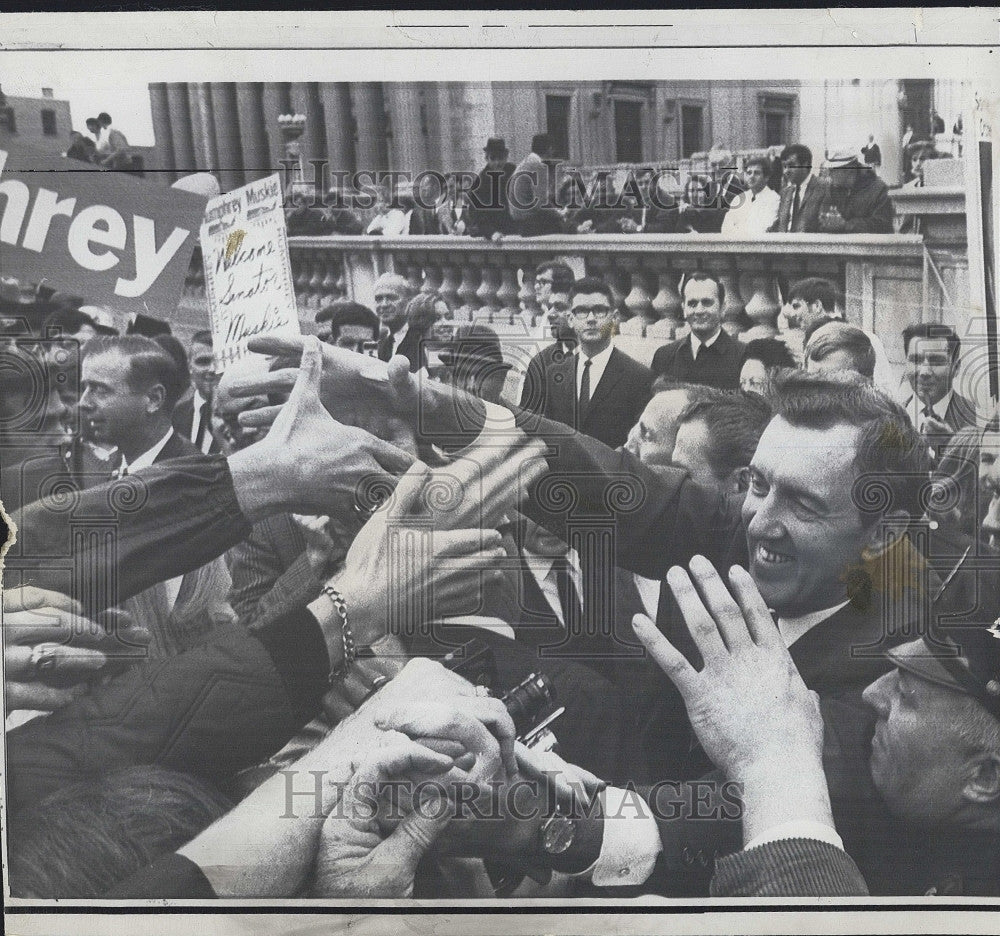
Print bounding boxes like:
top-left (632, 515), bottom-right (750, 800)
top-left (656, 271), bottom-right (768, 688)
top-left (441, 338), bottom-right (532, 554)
top-left (180, 232), bottom-right (940, 380)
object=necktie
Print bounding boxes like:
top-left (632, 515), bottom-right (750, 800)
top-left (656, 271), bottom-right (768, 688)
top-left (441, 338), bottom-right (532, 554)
top-left (578, 358), bottom-right (591, 414)
top-left (194, 400), bottom-right (210, 452)
top-left (788, 185), bottom-right (800, 231)
top-left (378, 335), bottom-right (393, 362)
top-left (552, 555), bottom-right (581, 630)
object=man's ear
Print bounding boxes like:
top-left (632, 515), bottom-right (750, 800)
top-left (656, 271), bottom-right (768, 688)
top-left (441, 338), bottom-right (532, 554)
top-left (809, 300), bottom-right (826, 321)
top-left (145, 382), bottom-right (167, 415)
top-left (729, 466), bottom-right (750, 494)
top-left (964, 751), bottom-right (1000, 806)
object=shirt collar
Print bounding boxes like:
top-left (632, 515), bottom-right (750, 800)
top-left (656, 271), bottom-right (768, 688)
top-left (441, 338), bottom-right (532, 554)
top-left (122, 427), bottom-right (174, 473)
top-left (691, 329), bottom-right (722, 356)
top-left (777, 600), bottom-right (850, 648)
top-left (575, 342), bottom-right (614, 366)
top-left (906, 390), bottom-right (952, 420)
top-left (392, 320), bottom-right (409, 342)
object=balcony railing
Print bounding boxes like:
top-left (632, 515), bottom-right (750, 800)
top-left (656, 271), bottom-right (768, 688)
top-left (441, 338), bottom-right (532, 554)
top-left (180, 232), bottom-right (945, 381)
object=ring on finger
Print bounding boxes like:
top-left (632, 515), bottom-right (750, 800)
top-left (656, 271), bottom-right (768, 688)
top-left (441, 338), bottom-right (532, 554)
top-left (30, 643), bottom-right (60, 678)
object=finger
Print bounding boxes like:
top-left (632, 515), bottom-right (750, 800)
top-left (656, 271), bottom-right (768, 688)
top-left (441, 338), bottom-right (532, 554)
top-left (666, 565), bottom-right (726, 664)
top-left (380, 460), bottom-right (431, 518)
top-left (228, 369), bottom-right (297, 399)
top-left (246, 333), bottom-right (305, 360)
top-left (374, 783), bottom-right (452, 871)
top-left (283, 335), bottom-right (322, 414)
top-left (367, 437), bottom-right (416, 476)
top-left (238, 405), bottom-right (283, 427)
top-left (631, 613), bottom-right (697, 693)
top-left (376, 700), bottom-right (511, 781)
top-left (688, 554), bottom-right (751, 653)
top-left (3, 585), bottom-right (82, 615)
top-left (728, 565), bottom-right (782, 647)
top-left (433, 528), bottom-right (504, 558)
top-left (5, 644), bottom-right (108, 680)
top-left (5, 682), bottom-right (85, 712)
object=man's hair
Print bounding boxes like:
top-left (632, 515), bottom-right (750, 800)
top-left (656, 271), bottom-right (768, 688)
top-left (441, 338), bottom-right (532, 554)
top-left (780, 143), bottom-right (813, 166)
top-left (373, 272), bottom-right (413, 298)
top-left (535, 261), bottom-right (575, 292)
top-left (531, 133), bottom-right (552, 157)
top-left (743, 337), bottom-right (797, 370)
top-left (316, 298), bottom-right (379, 339)
top-left (745, 155), bottom-right (770, 174)
top-left (97, 112), bottom-right (111, 125)
top-left (85, 117), bottom-right (99, 128)
top-left (569, 276), bottom-right (615, 305)
top-left (681, 271), bottom-right (725, 308)
top-left (83, 335), bottom-right (188, 411)
top-left (788, 277), bottom-right (842, 312)
top-left (678, 392), bottom-right (772, 482)
top-left (651, 376), bottom-right (708, 396)
top-left (805, 322), bottom-right (877, 380)
top-left (772, 371), bottom-right (932, 521)
top-left (151, 334), bottom-right (190, 382)
top-left (189, 329), bottom-right (213, 348)
top-left (405, 292), bottom-right (447, 334)
top-left (41, 306), bottom-right (97, 339)
top-left (8, 767), bottom-right (229, 898)
top-left (902, 321), bottom-right (961, 363)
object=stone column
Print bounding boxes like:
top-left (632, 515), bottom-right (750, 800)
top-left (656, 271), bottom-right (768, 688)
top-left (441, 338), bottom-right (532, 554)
top-left (351, 83), bottom-right (389, 176)
top-left (188, 82), bottom-right (218, 173)
top-left (148, 82), bottom-right (176, 185)
top-left (289, 82), bottom-right (326, 165)
top-left (261, 83), bottom-right (293, 179)
top-left (210, 83), bottom-right (245, 192)
top-left (320, 83), bottom-right (355, 175)
top-left (385, 83), bottom-right (429, 175)
top-left (235, 83), bottom-right (270, 183)
top-left (165, 83), bottom-right (197, 178)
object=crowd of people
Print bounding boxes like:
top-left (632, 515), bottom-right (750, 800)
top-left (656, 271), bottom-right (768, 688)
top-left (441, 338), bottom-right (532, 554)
top-left (2, 108), bottom-right (999, 902)
top-left (3, 236), bottom-right (1000, 900)
top-left (286, 134), bottom-right (910, 240)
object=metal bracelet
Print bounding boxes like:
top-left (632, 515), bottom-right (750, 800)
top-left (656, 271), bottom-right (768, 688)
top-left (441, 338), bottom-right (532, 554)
top-left (321, 585), bottom-right (355, 681)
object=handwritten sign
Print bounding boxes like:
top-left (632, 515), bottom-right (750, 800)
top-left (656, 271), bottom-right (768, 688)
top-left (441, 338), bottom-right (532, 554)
top-left (200, 173), bottom-right (299, 372)
top-left (0, 138), bottom-right (207, 316)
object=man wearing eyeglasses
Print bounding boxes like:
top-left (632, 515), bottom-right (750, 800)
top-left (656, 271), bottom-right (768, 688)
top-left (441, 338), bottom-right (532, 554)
top-left (520, 276), bottom-right (651, 449)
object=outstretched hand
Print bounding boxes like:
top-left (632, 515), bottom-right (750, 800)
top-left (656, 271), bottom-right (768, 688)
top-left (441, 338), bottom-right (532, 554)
top-left (227, 337), bottom-right (414, 520)
top-left (631, 556), bottom-right (823, 783)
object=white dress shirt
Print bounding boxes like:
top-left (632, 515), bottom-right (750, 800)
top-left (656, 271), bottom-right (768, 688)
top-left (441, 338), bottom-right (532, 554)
top-left (721, 185), bottom-right (781, 237)
top-left (121, 428), bottom-right (183, 608)
top-left (776, 601), bottom-right (849, 649)
top-left (574, 343), bottom-right (615, 402)
top-left (690, 328), bottom-right (721, 360)
top-left (903, 389), bottom-right (953, 433)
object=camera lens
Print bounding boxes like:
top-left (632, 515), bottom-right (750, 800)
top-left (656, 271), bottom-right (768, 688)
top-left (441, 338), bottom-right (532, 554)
top-left (500, 672), bottom-right (556, 738)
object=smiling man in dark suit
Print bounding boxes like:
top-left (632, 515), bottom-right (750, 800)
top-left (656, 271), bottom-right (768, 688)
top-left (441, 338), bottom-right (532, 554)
top-left (172, 329), bottom-right (221, 455)
top-left (519, 276), bottom-right (651, 448)
top-left (650, 272), bottom-right (745, 390)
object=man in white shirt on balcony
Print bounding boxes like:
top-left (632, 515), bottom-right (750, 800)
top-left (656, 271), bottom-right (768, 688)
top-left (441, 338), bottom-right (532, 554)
top-left (720, 156), bottom-right (780, 238)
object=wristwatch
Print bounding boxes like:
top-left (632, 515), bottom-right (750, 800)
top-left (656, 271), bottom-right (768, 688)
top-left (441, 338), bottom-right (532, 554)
top-left (538, 813), bottom-right (576, 857)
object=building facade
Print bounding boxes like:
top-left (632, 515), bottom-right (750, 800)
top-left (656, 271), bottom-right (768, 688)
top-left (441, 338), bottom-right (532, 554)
top-left (0, 87), bottom-right (73, 157)
top-left (148, 80), bottom-right (965, 192)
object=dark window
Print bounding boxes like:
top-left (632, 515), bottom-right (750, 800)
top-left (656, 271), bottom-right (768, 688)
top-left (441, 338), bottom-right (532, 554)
top-left (40, 109), bottom-right (57, 136)
top-left (763, 111), bottom-right (786, 147)
top-left (614, 100), bottom-right (643, 163)
top-left (1, 105), bottom-right (16, 134)
top-left (759, 94), bottom-right (795, 148)
top-left (680, 104), bottom-right (704, 158)
top-left (545, 94), bottom-right (571, 159)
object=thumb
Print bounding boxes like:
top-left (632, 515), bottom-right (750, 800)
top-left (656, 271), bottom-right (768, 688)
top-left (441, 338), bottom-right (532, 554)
top-left (284, 335), bottom-right (323, 413)
top-left (374, 787), bottom-right (451, 869)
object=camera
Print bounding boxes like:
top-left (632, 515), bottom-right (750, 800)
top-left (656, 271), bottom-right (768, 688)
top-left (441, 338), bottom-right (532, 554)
top-left (442, 638), bottom-right (564, 750)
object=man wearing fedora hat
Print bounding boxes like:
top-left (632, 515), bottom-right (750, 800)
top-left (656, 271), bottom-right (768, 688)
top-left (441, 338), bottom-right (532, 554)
top-left (817, 148), bottom-right (894, 234)
top-left (467, 138), bottom-right (516, 239)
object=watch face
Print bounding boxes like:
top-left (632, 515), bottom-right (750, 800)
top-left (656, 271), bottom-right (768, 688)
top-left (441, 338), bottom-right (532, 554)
top-left (542, 815), bottom-right (575, 855)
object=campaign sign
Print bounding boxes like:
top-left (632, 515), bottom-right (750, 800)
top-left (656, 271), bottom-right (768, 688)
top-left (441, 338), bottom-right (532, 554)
top-left (200, 173), bottom-right (299, 372)
top-left (0, 139), bottom-right (207, 317)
